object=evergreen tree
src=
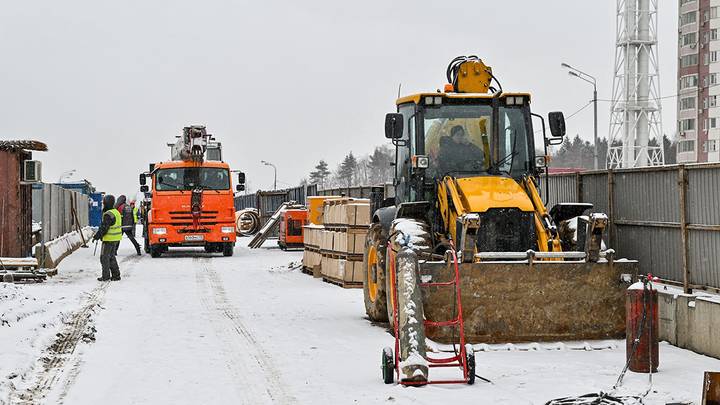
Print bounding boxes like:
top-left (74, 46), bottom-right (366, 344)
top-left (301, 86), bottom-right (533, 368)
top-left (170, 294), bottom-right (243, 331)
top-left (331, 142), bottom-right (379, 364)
top-left (367, 146), bottom-right (394, 184)
top-left (338, 152), bottom-right (357, 187)
top-left (309, 160), bottom-right (331, 187)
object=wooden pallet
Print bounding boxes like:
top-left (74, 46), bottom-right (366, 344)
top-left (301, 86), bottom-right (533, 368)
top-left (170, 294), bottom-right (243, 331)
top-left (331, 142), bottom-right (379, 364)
top-left (322, 275), bottom-right (362, 289)
top-left (1, 270), bottom-right (48, 283)
top-left (0, 257), bottom-right (39, 270)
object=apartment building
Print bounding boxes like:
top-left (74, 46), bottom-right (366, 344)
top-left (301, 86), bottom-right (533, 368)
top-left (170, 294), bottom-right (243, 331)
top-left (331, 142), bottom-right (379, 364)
top-left (678, 0), bottom-right (720, 163)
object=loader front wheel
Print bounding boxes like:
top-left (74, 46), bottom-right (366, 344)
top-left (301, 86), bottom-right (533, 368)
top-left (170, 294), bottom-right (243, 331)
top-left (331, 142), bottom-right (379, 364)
top-left (363, 223), bottom-right (389, 322)
top-left (385, 219), bottom-right (433, 329)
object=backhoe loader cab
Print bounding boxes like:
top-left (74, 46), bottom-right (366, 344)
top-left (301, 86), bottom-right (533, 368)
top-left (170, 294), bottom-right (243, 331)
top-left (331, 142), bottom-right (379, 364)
top-left (364, 57), bottom-right (638, 384)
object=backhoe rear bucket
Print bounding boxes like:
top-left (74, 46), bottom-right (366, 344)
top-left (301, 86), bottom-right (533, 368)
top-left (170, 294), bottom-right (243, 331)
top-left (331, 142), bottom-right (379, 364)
top-left (419, 256), bottom-right (638, 343)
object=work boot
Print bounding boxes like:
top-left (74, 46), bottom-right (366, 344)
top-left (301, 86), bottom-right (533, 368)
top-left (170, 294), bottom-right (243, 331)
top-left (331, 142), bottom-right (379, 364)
top-left (97, 277), bottom-right (110, 281)
top-left (111, 276), bottom-right (121, 281)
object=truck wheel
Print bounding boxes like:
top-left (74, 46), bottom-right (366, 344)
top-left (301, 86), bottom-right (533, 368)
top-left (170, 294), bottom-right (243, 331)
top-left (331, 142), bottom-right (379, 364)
top-left (222, 243), bottom-right (234, 257)
top-left (386, 218), bottom-right (433, 328)
top-left (150, 245), bottom-right (162, 258)
top-left (466, 344), bottom-right (476, 385)
top-left (362, 223), bottom-right (388, 322)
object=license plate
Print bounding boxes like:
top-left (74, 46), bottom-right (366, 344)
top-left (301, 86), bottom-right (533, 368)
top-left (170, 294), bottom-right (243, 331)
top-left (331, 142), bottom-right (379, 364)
top-left (184, 235), bottom-right (204, 241)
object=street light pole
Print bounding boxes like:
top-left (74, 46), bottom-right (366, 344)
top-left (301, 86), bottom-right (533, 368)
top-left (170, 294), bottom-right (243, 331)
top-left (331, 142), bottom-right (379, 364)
top-left (562, 63), bottom-right (599, 170)
top-left (260, 160), bottom-right (277, 190)
top-left (58, 169), bottom-right (76, 183)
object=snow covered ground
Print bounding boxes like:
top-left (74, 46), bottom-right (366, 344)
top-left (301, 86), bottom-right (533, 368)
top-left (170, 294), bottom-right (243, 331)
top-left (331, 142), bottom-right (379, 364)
top-left (2, 236), bottom-right (719, 404)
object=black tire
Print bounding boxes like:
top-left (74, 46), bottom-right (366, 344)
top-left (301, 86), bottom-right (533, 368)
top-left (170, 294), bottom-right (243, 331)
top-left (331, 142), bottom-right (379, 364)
top-left (381, 347), bottom-right (395, 384)
top-left (385, 219), bottom-right (433, 329)
top-left (362, 223), bottom-right (389, 322)
top-left (466, 345), bottom-right (476, 385)
top-left (222, 243), bottom-right (234, 257)
top-left (150, 245), bottom-right (162, 258)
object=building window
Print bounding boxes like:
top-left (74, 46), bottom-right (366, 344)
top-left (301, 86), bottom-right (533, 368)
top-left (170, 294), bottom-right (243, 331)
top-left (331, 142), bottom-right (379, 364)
top-left (711, 51), bottom-right (718, 63)
top-left (709, 139), bottom-right (719, 152)
top-left (680, 118), bottom-right (696, 131)
top-left (683, 32), bottom-right (697, 46)
top-left (712, 7), bottom-right (719, 19)
top-left (711, 117), bottom-right (718, 128)
top-left (681, 54), bottom-right (699, 68)
top-left (712, 29), bottom-right (719, 41)
top-left (680, 74), bottom-right (699, 89)
top-left (710, 73), bottom-right (718, 86)
top-left (680, 0), bottom-right (695, 5)
top-left (711, 96), bottom-right (718, 107)
top-left (678, 140), bottom-right (696, 153)
top-left (681, 11), bottom-right (697, 25)
top-left (680, 96), bottom-right (696, 110)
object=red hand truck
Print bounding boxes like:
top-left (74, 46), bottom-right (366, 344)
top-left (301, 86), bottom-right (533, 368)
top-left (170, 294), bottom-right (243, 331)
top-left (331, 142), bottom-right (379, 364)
top-left (381, 244), bottom-right (475, 386)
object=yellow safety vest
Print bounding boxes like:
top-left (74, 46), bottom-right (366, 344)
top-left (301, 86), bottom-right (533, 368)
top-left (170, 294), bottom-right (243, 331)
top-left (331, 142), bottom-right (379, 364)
top-left (102, 209), bottom-right (123, 242)
top-left (132, 206), bottom-right (138, 223)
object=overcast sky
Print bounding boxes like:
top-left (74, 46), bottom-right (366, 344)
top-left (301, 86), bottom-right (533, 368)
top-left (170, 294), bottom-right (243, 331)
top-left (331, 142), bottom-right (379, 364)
top-left (0, 1), bottom-right (678, 195)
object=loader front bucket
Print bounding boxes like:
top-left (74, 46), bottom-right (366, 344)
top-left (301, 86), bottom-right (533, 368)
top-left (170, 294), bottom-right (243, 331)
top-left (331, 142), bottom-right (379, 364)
top-left (419, 257), bottom-right (638, 344)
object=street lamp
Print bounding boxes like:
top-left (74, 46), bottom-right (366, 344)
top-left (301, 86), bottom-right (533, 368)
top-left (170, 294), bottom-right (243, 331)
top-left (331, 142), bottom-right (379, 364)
top-left (58, 169), bottom-right (76, 183)
top-left (260, 160), bottom-right (277, 190)
top-left (561, 62), bottom-right (599, 170)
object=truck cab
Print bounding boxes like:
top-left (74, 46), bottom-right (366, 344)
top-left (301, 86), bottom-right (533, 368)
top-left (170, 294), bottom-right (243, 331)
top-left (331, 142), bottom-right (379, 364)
top-left (140, 160), bottom-right (242, 257)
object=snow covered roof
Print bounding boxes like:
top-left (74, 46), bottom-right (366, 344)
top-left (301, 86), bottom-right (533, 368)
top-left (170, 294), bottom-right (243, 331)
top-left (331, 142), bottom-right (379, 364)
top-left (0, 140), bottom-right (48, 152)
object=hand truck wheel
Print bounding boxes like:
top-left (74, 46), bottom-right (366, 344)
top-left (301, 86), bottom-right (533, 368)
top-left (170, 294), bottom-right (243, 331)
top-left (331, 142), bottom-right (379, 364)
top-left (466, 344), bottom-right (476, 385)
top-left (381, 347), bottom-right (394, 384)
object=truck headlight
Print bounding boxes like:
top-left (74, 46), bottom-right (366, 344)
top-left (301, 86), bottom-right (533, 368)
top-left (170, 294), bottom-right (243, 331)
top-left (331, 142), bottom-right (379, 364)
top-left (152, 227), bottom-right (167, 235)
top-left (221, 226), bottom-right (235, 234)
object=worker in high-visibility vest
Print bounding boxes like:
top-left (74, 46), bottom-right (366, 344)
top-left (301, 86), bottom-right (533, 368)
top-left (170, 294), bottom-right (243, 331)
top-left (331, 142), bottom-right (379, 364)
top-left (92, 194), bottom-right (122, 281)
top-left (115, 195), bottom-right (141, 255)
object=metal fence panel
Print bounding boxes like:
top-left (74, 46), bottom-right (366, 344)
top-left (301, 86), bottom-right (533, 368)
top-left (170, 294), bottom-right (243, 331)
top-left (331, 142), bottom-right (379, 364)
top-left (686, 166), bottom-right (720, 226)
top-left (31, 183), bottom-right (91, 242)
top-left (543, 174), bottom-right (577, 207)
top-left (689, 229), bottom-right (720, 288)
top-left (614, 225), bottom-right (682, 281)
top-left (580, 173), bottom-right (609, 215)
top-left (613, 169), bottom-right (679, 223)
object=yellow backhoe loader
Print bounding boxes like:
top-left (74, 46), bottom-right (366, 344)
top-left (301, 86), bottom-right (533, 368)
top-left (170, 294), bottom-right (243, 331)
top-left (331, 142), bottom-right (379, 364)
top-left (363, 56), bottom-right (639, 383)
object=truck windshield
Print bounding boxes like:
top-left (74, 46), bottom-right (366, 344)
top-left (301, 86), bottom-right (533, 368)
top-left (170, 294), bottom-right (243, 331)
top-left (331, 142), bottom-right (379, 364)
top-left (155, 168), bottom-right (230, 191)
top-left (423, 104), bottom-right (531, 177)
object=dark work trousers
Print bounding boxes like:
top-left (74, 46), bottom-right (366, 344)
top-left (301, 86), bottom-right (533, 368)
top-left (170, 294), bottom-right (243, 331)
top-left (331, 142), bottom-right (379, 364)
top-left (100, 241), bottom-right (120, 280)
top-left (123, 227), bottom-right (141, 255)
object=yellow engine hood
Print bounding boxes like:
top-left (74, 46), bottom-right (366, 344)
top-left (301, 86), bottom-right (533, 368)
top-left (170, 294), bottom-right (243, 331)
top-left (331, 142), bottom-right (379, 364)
top-left (452, 176), bottom-right (535, 213)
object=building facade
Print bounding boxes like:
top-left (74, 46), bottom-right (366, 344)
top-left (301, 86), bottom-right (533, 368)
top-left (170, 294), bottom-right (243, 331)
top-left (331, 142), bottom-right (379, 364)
top-left (678, 0), bottom-right (720, 163)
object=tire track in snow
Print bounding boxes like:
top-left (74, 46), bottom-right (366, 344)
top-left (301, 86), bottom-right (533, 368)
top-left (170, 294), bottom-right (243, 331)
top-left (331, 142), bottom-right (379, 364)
top-left (194, 258), bottom-right (294, 405)
top-left (6, 255), bottom-right (141, 405)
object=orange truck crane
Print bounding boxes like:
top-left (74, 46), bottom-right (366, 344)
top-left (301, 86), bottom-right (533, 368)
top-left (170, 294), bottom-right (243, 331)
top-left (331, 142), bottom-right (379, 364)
top-left (139, 126), bottom-right (245, 257)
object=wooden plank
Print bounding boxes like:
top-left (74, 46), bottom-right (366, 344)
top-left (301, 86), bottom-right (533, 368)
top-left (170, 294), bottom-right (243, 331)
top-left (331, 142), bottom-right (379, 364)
top-left (703, 371), bottom-right (720, 405)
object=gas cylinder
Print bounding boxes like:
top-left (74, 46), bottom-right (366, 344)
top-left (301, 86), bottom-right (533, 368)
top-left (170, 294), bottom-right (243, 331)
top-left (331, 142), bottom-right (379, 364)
top-left (626, 280), bottom-right (658, 373)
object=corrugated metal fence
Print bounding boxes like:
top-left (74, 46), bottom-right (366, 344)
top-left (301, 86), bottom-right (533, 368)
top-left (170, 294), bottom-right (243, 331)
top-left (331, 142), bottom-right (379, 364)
top-left (543, 163), bottom-right (720, 293)
top-left (32, 183), bottom-right (91, 242)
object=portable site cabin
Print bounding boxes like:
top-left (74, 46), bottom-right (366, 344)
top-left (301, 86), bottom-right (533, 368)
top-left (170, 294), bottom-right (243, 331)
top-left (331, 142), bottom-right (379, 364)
top-left (0, 140), bottom-right (46, 258)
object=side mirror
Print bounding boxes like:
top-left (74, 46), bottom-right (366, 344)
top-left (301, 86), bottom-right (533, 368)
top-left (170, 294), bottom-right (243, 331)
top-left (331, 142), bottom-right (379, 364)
top-left (548, 111), bottom-right (566, 138)
top-left (236, 184), bottom-right (245, 192)
top-left (140, 185), bottom-right (149, 193)
top-left (384, 113), bottom-right (404, 139)
top-left (238, 172), bottom-right (246, 184)
top-left (139, 173), bottom-right (146, 186)
top-left (149, 163), bottom-right (155, 172)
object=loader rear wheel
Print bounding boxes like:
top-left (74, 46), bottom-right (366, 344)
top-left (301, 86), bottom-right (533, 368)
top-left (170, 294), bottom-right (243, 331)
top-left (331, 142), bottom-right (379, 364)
top-left (362, 223), bottom-right (389, 322)
top-left (386, 218), bottom-right (433, 329)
